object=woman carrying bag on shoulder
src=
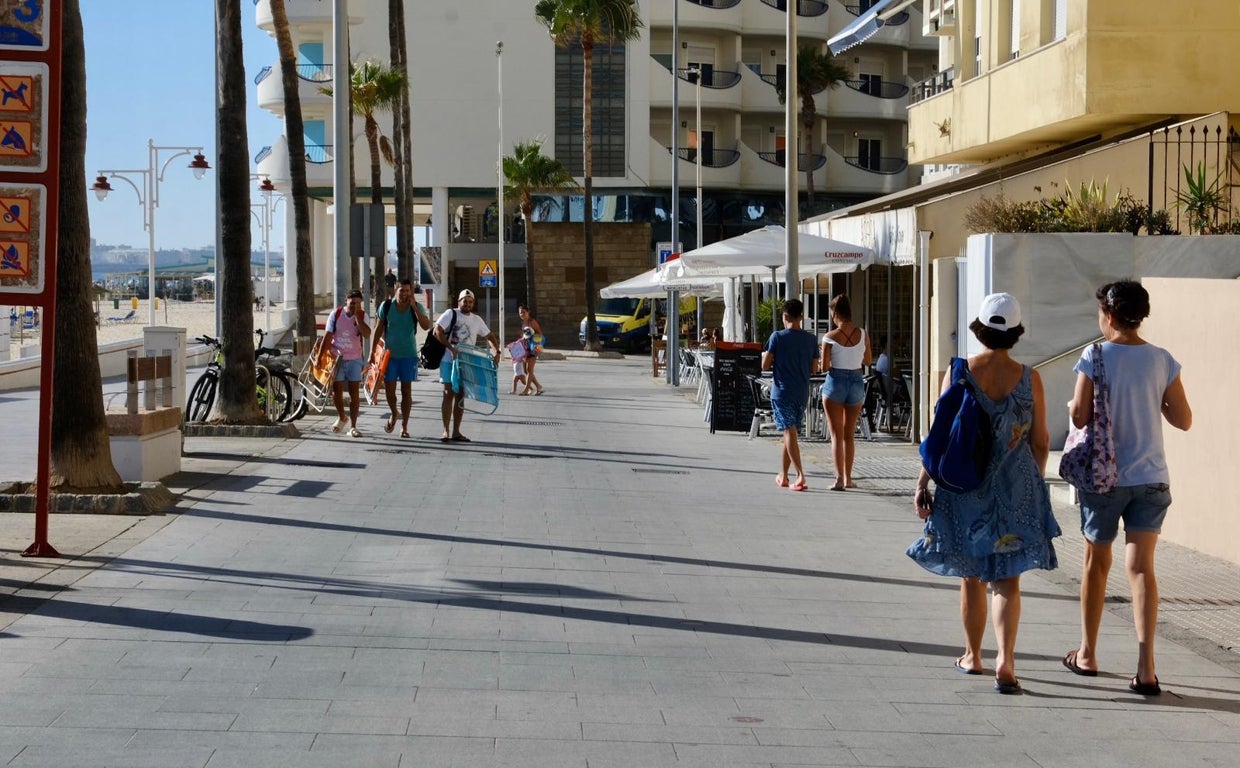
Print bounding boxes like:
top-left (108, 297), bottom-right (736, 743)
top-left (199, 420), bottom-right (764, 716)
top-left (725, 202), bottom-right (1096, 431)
top-left (1060, 281), bottom-right (1192, 696)
top-left (908, 293), bottom-right (1060, 695)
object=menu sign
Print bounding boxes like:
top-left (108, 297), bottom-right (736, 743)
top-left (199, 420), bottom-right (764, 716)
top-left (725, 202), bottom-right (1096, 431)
top-left (709, 342), bottom-right (763, 434)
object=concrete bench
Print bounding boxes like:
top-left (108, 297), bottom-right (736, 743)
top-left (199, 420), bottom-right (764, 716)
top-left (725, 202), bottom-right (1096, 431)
top-left (106, 352), bottom-right (182, 482)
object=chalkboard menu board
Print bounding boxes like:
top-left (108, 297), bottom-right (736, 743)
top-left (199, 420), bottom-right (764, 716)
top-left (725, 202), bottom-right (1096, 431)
top-left (710, 342), bottom-right (764, 433)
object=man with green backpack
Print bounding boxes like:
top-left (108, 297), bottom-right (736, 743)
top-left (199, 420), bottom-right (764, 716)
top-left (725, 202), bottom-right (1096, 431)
top-left (370, 278), bottom-right (432, 438)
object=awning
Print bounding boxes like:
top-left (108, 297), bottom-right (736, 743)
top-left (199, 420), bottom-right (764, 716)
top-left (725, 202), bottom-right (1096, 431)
top-left (829, 0), bottom-right (899, 56)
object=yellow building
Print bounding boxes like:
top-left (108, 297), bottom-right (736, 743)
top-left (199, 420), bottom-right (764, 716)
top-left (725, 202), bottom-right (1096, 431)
top-left (907, 0), bottom-right (1240, 166)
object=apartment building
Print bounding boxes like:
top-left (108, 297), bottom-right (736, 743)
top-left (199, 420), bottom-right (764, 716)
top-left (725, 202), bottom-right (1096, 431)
top-left (251, 0), bottom-right (935, 312)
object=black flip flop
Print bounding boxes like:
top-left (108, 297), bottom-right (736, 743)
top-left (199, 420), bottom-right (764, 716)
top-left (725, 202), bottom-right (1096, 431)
top-left (452, 434), bottom-right (471, 442)
top-left (1062, 650), bottom-right (1098, 677)
top-left (1129, 675), bottom-right (1161, 696)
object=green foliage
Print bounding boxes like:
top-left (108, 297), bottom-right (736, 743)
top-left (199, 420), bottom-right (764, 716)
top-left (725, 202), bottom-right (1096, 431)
top-left (1175, 162), bottom-right (1228, 234)
top-left (963, 183), bottom-right (1177, 235)
top-left (755, 297), bottom-right (781, 342)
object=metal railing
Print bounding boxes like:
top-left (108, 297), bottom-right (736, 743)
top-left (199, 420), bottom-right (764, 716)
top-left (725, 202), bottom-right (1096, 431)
top-left (759, 0), bottom-right (829, 17)
top-left (304, 144), bottom-right (334, 164)
top-left (758, 73), bottom-right (834, 95)
top-left (757, 151), bottom-right (827, 171)
top-left (254, 63), bottom-right (334, 85)
top-left (843, 156), bottom-right (909, 174)
top-left (844, 79), bottom-right (910, 99)
top-left (909, 68), bottom-right (954, 105)
top-left (670, 146), bottom-right (742, 168)
top-left (253, 146), bottom-right (272, 165)
top-left (678, 68), bottom-right (742, 89)
top-left (1148, 122), bottom-right (1240, 234)
top-left (686, 0), bottom-right (742, 8)
top-left (1032, 337), bottom-right (1103, 371)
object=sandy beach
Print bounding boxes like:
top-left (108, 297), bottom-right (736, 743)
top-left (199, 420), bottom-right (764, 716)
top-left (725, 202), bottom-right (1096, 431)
top-left (8, 299), bottom-right (288, 352)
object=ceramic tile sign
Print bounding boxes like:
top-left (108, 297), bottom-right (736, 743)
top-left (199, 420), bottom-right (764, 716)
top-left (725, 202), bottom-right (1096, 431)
top-left (0, 0), bottom-right (48, 51)
top-left (0, 182), bottom-right (43, 291)
top-left (0, 62), bottom-right (46, 172)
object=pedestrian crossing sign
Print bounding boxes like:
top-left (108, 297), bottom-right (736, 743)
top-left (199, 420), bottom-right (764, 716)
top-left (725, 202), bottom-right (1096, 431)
top-left (479, 259), bottom-right (498, 288)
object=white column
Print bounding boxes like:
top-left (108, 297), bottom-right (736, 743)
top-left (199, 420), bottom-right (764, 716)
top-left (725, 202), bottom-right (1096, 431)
top-left (431, 186), bottom-right (450, 315)
top-left (282, 197), bottom-right (297, 327)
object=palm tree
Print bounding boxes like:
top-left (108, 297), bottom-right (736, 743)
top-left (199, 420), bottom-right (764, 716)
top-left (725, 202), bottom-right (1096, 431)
top-left (388, 0), bottom-right (416, 281)
top-left (268, 0), bottom-right (316, 341)
top-left (534, 0), bottom-right (643, 351)
top-left (775, 43), bottom-right (849, 209)
top-left (50, 0), bottom-right (123, 491)
top-left (503, 140), bottom-right (580, 316)
top-left (215, 0), bottom-right (261, 422)
top-left (324, 61), bottom-right (407, 297)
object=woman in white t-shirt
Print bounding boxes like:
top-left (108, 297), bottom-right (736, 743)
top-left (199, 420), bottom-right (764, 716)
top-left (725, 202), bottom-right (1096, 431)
top-left (820, 294), bottom-right (871, 491)
top-left (1060, 281), bottom-right (1192, 697)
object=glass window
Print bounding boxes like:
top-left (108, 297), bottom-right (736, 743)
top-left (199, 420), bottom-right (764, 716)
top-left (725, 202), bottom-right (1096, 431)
top-left (555, 38), bottom-right (627, 178)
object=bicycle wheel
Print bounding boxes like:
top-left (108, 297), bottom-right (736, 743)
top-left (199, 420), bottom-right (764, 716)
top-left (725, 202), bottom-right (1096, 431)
top-left (186, 371), bottom-right (218, 423)
top-left (254, 365), bottom-right (278, 423)
top-left (268, 369), bottom-right (295, 423)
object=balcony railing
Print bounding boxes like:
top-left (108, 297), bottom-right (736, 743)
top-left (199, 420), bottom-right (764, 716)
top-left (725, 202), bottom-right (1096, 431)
top-left (254, 146), bottom-right (272, 166)
top-left (686, 0), bottom-right (741, 7)
top-left (844, 79), bottom-right (910, 99)
top-left (844, 156), bottom-right (909, 174)
top-left (844, 4), bottom-right (910, 24)
top-left (909, 67), bottom-right (954, 105)
top-left (305, 144), bottom-right (334, 164)
top-left (254, 63), bottom-right (334, 85)
top-left (678, 67), bottom-right (742, 89)
top-left (758, 73), bottom-right (833, 95)
top-left (758, 150), bottom-right (827, 170)
top-left (669, 146), bottom-right (742, 168)
top-left (759, 0), bottom-right (829, 17)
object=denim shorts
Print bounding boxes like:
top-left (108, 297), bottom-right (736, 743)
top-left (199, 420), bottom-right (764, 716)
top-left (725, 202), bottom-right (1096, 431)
top-left (823, 368), bottom-right (865, 407)
top-left (335, 358), bottom-right (363, 383)
top-left (1079, 483), bottom-right (1172, 544)
top-left (385, 357), bottom-right (418, 383)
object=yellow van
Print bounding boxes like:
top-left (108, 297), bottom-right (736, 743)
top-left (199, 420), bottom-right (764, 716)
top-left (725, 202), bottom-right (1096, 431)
top-left (579, 296), bottom-right (697, 352)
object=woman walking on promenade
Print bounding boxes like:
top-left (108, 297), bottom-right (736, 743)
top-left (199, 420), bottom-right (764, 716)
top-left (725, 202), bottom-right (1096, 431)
top-left (517, 304), bottom-right (545, 395)
top-left (908, 293), bottom-right (1059, 694)
top-left (1060, 281), bottom-right (1192, 696)
top-left (820, 295), bottom-right (870, 490)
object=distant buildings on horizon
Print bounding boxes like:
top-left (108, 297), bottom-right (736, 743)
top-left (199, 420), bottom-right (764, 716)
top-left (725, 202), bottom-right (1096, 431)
top-left (89, 238), bottom-right (284, 277)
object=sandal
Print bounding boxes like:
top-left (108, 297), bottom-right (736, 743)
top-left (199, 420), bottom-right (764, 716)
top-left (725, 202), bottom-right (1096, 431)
top-left (791, 479), bottom-right (808, 492)
top-left (1062, 650), bottom-right (1098, 677)
top-left (331, 418), bottom-right (346, 433)
top-left (451, 434), bottom-right (471, 443)
top-left (1129, 675), bottom-right (1161, 696)
top-left (384, 414), bottom-right (397, 434)
top-left (775, 475), bottom-right (789, 488)
top-left (349, 427), bottom-right (363, 438)
top-left (400, 429), bottom-right (410, 438)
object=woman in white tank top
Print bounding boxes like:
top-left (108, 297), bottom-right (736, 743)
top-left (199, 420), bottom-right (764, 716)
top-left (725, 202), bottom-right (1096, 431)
top-left (820, 294), bottom-right (871, 490)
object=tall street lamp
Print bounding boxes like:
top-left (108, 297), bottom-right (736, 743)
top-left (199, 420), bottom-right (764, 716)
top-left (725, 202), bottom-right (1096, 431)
top-left (91, 139), bottom-right (211, 326)
top-left (687, 65), bottom-right (704, 336)
top-left (250, 176), bottom-right (283, 333)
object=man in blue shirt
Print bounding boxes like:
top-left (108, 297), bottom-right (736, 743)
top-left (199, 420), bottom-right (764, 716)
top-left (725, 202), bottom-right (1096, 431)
top-left (762, 298), bottom-right (820, 491)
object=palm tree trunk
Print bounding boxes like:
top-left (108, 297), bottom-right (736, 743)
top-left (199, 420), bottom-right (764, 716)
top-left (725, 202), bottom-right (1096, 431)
top-left (389, 0), bottom-right (411, 280)
top-left (215, 0), bottom-right (260, 422)
top-left (581, 38), bottom-right (599, 351)
top-left (269, 0), bottom-right (316, 340)
top-left (50, 0), bottom-right (123, 491)
top-left (397, 5), bottom-right (415, 284)
top-left (365, 116), bottom-right (384, 302)
top-left (523, 206), bottom-right (538, 316)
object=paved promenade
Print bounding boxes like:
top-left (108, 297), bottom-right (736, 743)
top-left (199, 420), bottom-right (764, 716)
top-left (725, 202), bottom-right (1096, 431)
top-left (1, 356), bottom-right (1238, 767)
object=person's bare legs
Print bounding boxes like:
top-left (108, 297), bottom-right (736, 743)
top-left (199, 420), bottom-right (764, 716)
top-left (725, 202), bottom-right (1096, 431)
top-left (399, 380), bottom-right (412, 436)
top-left (451, 394), bottom-right (466, 438)
top-left (331, 382), bottom-right (347, 430)
top-left (440, 383), bottom-right (454, 438)
top-left (347, 381), bottom-right (361, 429)
top-left (1072, 538), bottom-right (1113, 673)
top-left (781, 427), bottom-right (805, 487)
top-left (383, 381), bottom-right (399, 432)
top-left (1126, 531), bottom-right (1160, 686)
top-left (526, 358), bottom-right (542, 393)
top-left (991, 577), bottom-right (1022, 687)
top-left (958, 577), bottom-right (987, 672)
top-left (824, 398), bottom-right (847, 489)
top-left (842, 403), bottom-right (863, 487)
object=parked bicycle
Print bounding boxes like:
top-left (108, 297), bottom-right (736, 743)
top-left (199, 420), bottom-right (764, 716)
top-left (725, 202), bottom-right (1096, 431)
top-left (185, 333), bottom-right (301, 423)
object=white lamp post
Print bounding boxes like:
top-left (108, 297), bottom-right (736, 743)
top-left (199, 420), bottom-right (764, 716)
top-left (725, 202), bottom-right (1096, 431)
top-left (250, 176), bottom-right (283, 333)
top-left (688, 65), bottom-right (704, 336)
top-left (496, 40), bottom-right (506, 348)
top-left (91, 139), bottom-right (210, 326)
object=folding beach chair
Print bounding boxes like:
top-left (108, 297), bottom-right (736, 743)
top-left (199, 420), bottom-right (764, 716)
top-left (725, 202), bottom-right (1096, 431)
top-left (296, 336), bottom-right (340, 413)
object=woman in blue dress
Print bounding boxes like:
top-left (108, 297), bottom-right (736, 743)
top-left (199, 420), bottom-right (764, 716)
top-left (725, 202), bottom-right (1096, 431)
top-left (908, 293), bottom-right (1060, 694)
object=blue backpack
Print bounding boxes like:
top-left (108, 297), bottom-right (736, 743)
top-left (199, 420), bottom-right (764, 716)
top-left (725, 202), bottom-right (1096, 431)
top-left (920, 357), bottom-right (993, 494)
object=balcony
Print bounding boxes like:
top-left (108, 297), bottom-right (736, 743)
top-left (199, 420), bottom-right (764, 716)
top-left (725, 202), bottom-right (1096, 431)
top-left (909, 68), bottom-right (953, 106)
top-left (255, 63), bottom-right (334, 116)
top-left (823, 145), bottom-right (910, 196)
top-left (647, 0), bottom-right (742, 33)
top-left (742, 0), bottom-right (831, 39)
top-left (649, 58), bottom-right (742, 112)
top-left (738, 142), bottom-right (826, 191)
top-left (648, 137), bottom-right (741, 189)
top-left (826, 79), bottom-right (909, 121)
top-left (254, 0), bottom-right (362, 33)
top-left (740, 64), bottom-right (783, 113)
top-left (254, 136), bottom-right (335, 190)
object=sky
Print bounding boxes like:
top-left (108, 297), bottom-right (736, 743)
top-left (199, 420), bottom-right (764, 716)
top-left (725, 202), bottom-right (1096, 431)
top-left (81, 2), bottom-right (286, 252)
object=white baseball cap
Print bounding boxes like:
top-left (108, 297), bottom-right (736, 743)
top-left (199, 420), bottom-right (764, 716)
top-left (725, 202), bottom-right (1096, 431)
top-left (977, 292), bottom-right (1021, 331)
top-left (458, 289), bottom-right (475, 301)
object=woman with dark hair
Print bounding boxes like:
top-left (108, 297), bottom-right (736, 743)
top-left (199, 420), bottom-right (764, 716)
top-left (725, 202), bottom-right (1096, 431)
top-left (517, 303), bottom-right (544, 395)
top-left (908, 293), bottom-right (1059, 694)
top-left (820, 294), bottom-right (871, 490)
top-left (1060, 280), bottom-right (1192, 696)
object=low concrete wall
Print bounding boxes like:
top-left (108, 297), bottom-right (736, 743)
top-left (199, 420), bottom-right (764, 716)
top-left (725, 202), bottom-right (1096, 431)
top-left (1143, 277), bottom-right (1240, 567)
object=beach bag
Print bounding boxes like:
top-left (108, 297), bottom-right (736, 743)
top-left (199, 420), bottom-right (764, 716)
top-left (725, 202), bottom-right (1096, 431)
top-left (419, 309), bottom-right (456, 370)
top-left (506, 339), bottom-right (529, 362)
top-left (1059, 343), bottom-right (1118, 493)
top-left (920, 357), bottom-right (993, 494)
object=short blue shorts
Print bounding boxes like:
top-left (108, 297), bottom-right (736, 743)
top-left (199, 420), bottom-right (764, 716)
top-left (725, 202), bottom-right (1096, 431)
top-left (771, 397), bottom-right (806, 431)
top-left (335, 358), bottom-right (363, 383)
top-left (1079, 483), bottom-right (1172, 544)
top-left (385, 356), bottom-right (418, 383)
top-left (823, 368), bottom-right (864, 407)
